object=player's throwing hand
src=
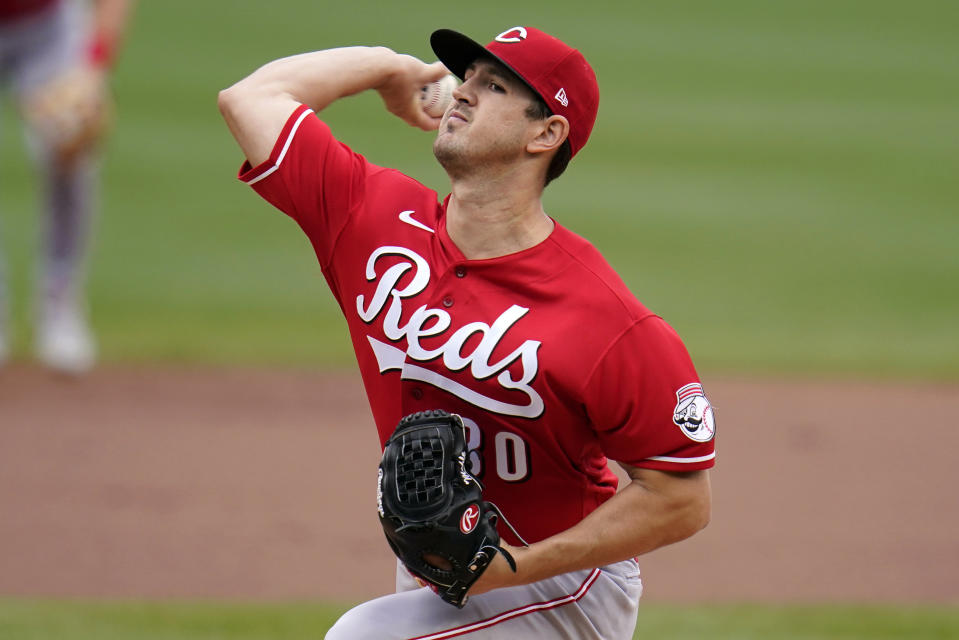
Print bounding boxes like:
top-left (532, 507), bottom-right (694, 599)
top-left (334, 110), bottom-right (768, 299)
top-left (377, 57), bottom-right (450, 131)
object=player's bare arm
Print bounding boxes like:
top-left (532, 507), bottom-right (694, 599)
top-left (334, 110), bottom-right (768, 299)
top-left (218, 47), bottom-right (448, 166)
top-left (82, 0), bottom-right (135, 91)
top-left (471, 465), bottom-right (711, 594)
top-left (91, 0), bottom-right (135, 57)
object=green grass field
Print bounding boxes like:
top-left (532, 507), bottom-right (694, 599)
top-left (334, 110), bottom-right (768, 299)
top-left (2, 0), bottom-right (957, 376)
top-left (1, 600), bottom-right (958, 640)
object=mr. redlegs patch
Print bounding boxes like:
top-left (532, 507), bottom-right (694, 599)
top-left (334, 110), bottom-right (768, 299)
top-left (673, 383), bottom-right (716, 443)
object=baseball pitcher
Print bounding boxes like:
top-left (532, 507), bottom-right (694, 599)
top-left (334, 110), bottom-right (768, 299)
top-left (220, 25), bottom-right (715, 640)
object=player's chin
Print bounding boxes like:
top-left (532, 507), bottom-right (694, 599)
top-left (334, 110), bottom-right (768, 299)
top-left (433, 137), bottom-right (464, 172)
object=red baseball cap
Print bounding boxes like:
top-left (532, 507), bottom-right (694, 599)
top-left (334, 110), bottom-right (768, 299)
top-left (430, 26), bottom-right (599, 158)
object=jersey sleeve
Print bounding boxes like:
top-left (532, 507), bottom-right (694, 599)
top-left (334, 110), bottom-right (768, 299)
top-left (237, 104), bottom-right (369, 267)
top-left (583, 316), bottom-right (716, 471)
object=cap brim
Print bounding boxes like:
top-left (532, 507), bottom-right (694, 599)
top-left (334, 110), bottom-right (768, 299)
top-left (430, 29), bottom-right (489, 80)
top-left (430, 29), bottom-right (547, 110)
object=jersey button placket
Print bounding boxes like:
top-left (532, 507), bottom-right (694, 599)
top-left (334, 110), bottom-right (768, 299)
top-left (442, 296), bottom-right (454, 308)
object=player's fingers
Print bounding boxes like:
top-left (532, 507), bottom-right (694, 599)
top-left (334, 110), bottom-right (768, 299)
top-left (411, 111), bottom-right (443, 132)
top-left (424, 61), bottom-right (451, 83)
top-left (388, 103), bottom-right (440, 132)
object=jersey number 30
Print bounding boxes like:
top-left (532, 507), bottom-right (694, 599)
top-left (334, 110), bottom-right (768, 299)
top-left (462, 417), bottom-right (531, 483)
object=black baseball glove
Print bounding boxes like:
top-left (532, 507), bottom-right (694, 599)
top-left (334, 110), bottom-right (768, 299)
top-left (377, 409), bottom-right (517, 607)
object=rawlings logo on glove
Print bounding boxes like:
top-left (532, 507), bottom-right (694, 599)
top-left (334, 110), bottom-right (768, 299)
top-left (377, 409), bottom-right (521, 607)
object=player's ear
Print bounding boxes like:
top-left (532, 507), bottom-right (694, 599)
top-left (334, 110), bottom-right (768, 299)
top-left (527, 115), bottom-right (569, 156)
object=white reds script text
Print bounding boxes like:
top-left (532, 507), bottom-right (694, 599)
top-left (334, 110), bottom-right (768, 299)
top-left (356, 246), bottom-right (544, 418)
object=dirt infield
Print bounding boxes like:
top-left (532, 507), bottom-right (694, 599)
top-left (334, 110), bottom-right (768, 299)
top-left (1, 364), bottom-right (956, 605)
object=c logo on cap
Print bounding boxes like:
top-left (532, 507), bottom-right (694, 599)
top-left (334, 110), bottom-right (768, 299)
top-left (495, 26), bottom-right (527, 43)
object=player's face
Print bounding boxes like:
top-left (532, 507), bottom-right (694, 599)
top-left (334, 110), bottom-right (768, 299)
top-left (433, 59), bottom-right (542, 177)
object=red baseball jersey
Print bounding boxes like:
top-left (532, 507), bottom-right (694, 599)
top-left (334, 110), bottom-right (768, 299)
top-left (239, 105), bottom-right (716, 544)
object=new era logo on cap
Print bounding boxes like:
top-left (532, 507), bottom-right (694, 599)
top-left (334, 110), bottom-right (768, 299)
top-left (430, 26), bottom-right (600, 158)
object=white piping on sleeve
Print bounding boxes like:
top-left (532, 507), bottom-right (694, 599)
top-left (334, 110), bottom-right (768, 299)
top-left (646, 452), bottom-right (716, 464)
top-left (246, 108), bottom-right (315, 185)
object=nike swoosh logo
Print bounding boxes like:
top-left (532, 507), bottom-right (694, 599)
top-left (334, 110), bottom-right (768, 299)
top-left (398, 210), bottom-right (435, 234)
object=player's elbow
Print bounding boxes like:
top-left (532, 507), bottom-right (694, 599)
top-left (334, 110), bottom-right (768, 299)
top-left (669, 471), bottom-right (712, 543)
top-left (685, 475), bottom-right (712, 536)
top-left (664, 492), bottom-right (710, 549)
top-left (217, 82), bottom-right (265, 138)
top-left (691, 489), bottom-right (711, 533)
top-left (217, 84), bottom-right (243, 121)
top-left (217, 75), bottom-right (265, 119)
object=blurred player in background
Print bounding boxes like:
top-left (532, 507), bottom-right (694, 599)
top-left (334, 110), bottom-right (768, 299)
top-left (0, 0), bottom-right (134, 373)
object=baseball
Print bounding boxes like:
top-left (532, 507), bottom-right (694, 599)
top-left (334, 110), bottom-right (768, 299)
top-left (420, 74), bottom-right (457, 118)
